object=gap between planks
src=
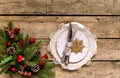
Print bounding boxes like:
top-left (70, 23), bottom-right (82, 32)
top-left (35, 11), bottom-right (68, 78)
top-left (0, 16), bottom-right (120, 38)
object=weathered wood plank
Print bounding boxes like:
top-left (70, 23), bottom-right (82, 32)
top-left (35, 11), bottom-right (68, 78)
top-left (0, 16), bottom-right (120, 38)
top-left (0, 0), bottom-right (51, 14)
top-left (0, 62), bottom-right (119, 78)
top-left (53, 62), bottom-right (120, 78)
top-left (0, 0), bottom-right (120, 15)
top-left (41, 39), bottom-right (120, 60)
top-left (0, 16), bottom-right (120, 60)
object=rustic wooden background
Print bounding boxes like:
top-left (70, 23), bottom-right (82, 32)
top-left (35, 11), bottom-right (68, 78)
top-left (0, 0), bottom-right (120, 78)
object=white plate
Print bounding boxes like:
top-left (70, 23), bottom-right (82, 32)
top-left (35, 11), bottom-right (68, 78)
top-left (49, 22), bottom-right (97, 70)
top-left (56, 24), bottom-right (89, 63)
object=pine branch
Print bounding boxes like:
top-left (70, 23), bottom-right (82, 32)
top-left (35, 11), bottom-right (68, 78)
top-left (46, 69), bottom-right (55, 77)
top-left (37, 70), bottom-right (48, 78)
top-left (0, 44), bottom-right (5, 52)
top-left (24, 61), bottom-right (36, 67)
top-left (15, 33), bottom-right (23, 42)
top-left (0, 55), bottom-right (4, 61)
top-left (24, 35), bottom-right (30, 48)
top-left (13, 43), bottom-right (23, 54)
top-left (45, 63), bottom-right (56, 69)
top-left (0, 63), bottom-right (10, 74)
top-left (8, 21), bottom-right (13, 30)
top-left (9, 61), bottom-right (16, 65)
top-left (23, 41), bottom-right (42, 61)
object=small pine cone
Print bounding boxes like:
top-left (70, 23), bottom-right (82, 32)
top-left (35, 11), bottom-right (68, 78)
top-left (34, 50), bottom-right (41, 57)
top-left (31, 64), bottom-right (40, 73)
top-left (7, 47), bottom-right (16, 55)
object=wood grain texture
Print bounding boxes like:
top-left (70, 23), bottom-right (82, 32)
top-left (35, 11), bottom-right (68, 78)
top-left (0, 16), bottom-right (119, 60)
top-left (0, 62), bottom-right (119, 78)
top-left (0, 16), bottom-right (119, 78)
top-left (41, 39), bottom-right (120, 60)
top-left (0, 0), bottom-right (120, 15)
top-left (0, 16), bottom-right (120, 38)
top-left (53, 62), bottom-right (120, 78)
top-left (0, 0), bottom-right (51, 14)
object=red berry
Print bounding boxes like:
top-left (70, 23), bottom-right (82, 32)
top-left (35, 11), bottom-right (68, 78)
top-left (41, 54), bottom-right (48, 59)
top-left (6, 41), bottom-right (12, 47)
top-left (39, 62), bottom-right (45, 69)
top-left (14, 27), bottom-right (20, 34)
top-left (11, 67), bottom-right (16, 72)
top-left (28, 72), bottom-right (32, 77)
top-left (29, 37), bottom-right (35, 44)
top-left (17, 55), bottom-right (24, 62)
top-left (19, 40), bottom-right (24, 47)
top-left (23, 64), bottom-right (27, 68)
top-left (19, 70), bottom-right (24, 75)
top-left (24, 71), bottom-right (28, 76)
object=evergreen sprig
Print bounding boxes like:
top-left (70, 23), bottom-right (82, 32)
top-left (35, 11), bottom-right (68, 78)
top-left (0, 22), bottom-right (55, 78)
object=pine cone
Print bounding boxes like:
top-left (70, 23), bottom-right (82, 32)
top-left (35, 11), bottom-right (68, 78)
top-left (31, 64), bottom-right (40, 73)
top-left (34, 50), bottom-right (41, 57)
top-left (7, 47), bottom-right (16, 55)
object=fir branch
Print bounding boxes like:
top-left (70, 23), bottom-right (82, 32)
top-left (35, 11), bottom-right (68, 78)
top-left (37, 70), bottom-right (48, 78)
top-left (13, 43), bottom-right (23, 54)
top-left (0, 30), bottom-right (5, 44)
top-left (19, 65), bottom-right (24, 70)
top-left (24, 35), bottom-right (30, 48)
top-left (0, 44), bottom-right (5, 52)
top-left (45, 63), bottom-right (56, 69)
top-left (0, 63), bottom-right (10, 74)
top-left (9, 61), bottom-right (16, 65)
top-left (15, 33), bottom-right (23, 42)
top-left (2, 27), bottom-right (10, 44)
top-left (0, 55), bottom-right (4, 61)
top-left (44, 68), bottom-right (55, 77)
top-left (25, 61), bottom-right (36, 67)
top-left (23, 41), bottom-right (41, 61)
top-left (8, 21), bottom-right (14, 30)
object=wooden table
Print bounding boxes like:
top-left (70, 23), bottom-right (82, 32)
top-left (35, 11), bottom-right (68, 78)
top-left (0, 0), bottom-right (120, 78)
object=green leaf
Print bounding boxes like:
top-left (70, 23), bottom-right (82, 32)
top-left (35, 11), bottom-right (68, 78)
top-left (25, 61), bottom-right (36, 67)
top-left (0, 36), bottom-right (5, 45)
top-left (8, 21), bottom-right (13, 30)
